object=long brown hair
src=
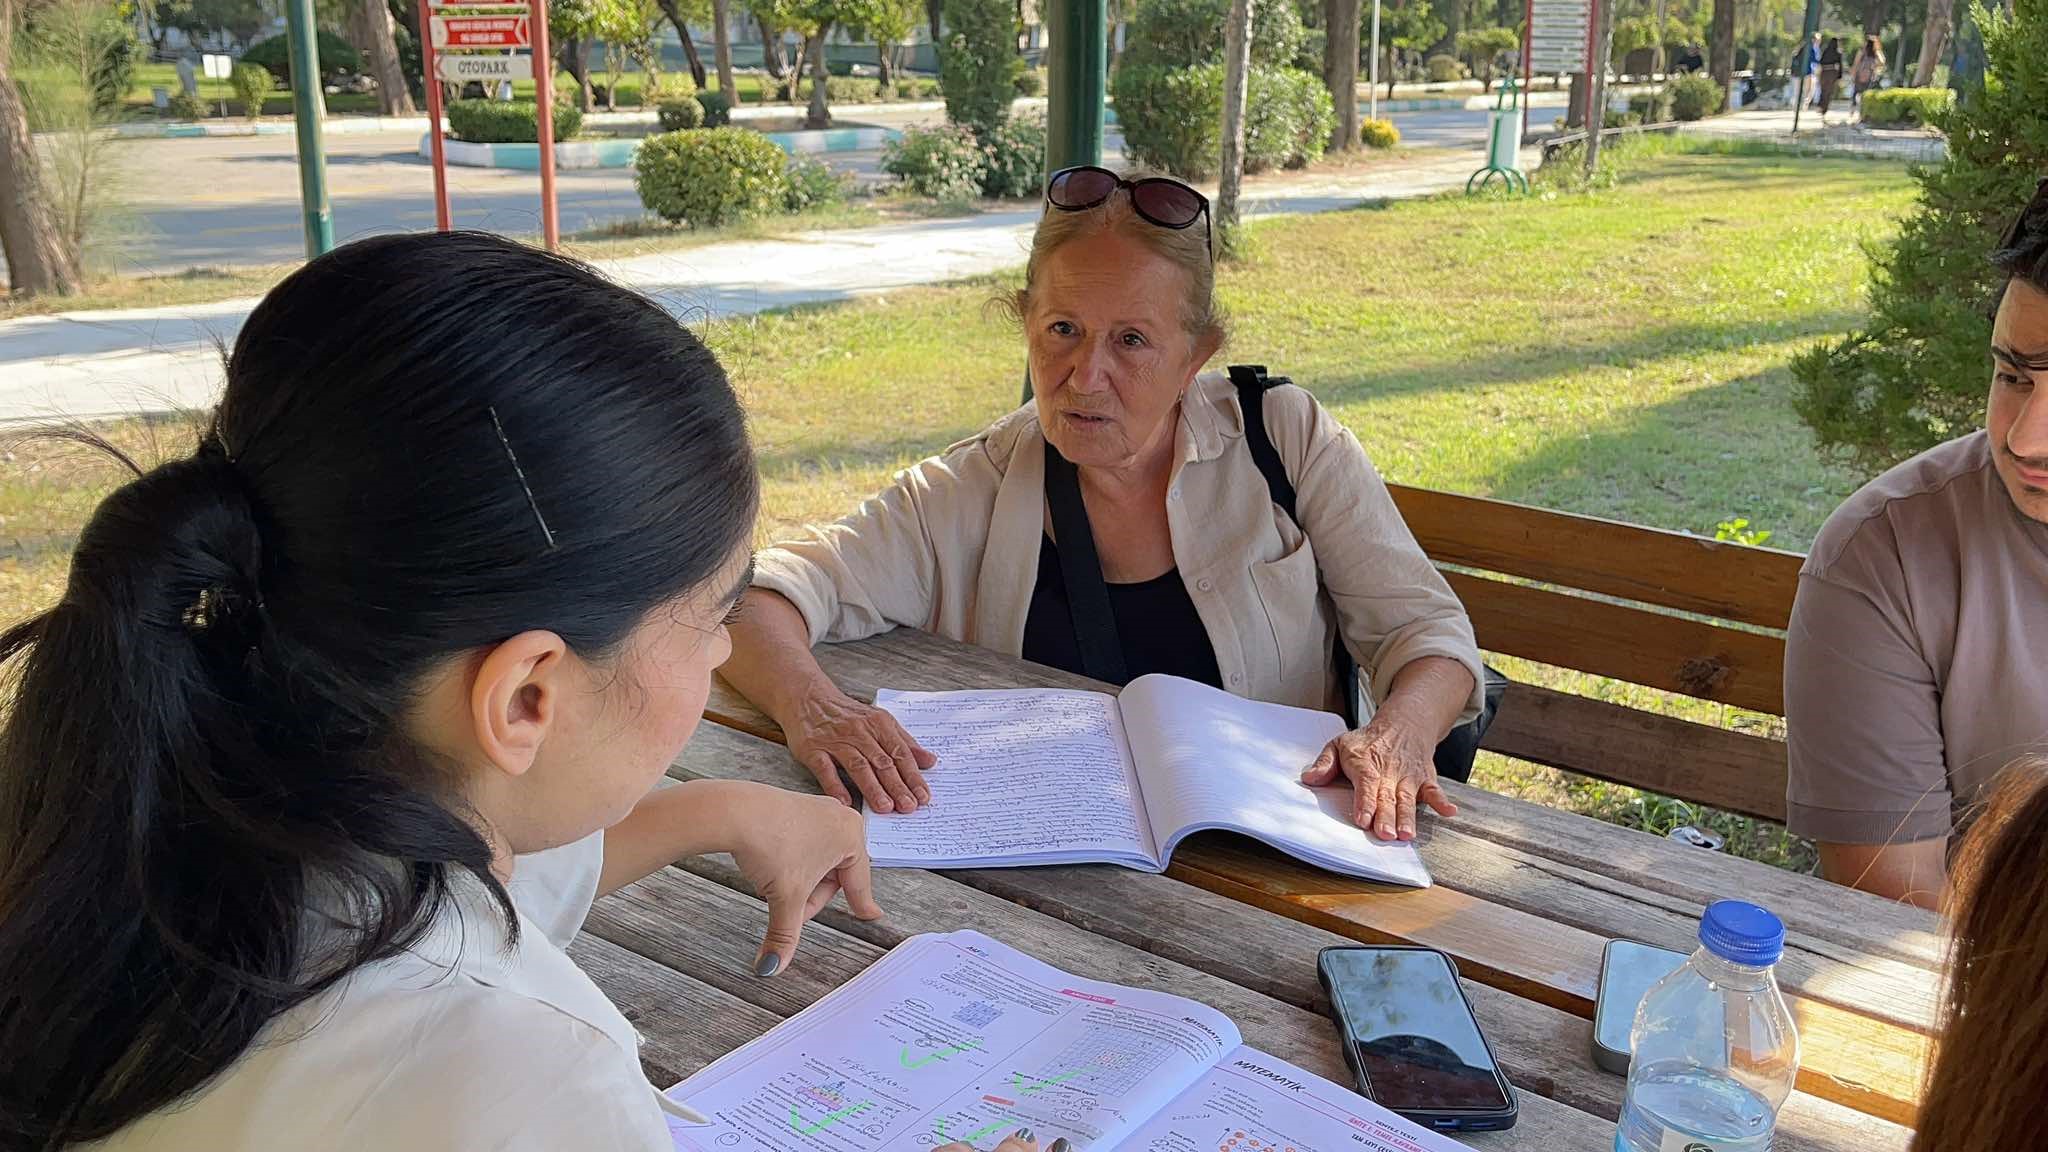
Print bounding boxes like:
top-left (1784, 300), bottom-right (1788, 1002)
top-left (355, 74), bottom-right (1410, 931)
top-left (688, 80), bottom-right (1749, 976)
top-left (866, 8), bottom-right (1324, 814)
top-left (1915, 761), bottom-right (2048, 1150)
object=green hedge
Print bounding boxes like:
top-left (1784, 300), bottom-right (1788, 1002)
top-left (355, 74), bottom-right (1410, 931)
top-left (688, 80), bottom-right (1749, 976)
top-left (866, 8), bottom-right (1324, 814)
top-left (783, 154), bottom-right (849, 213)
top-left (1860, 87), bottom-right (1953, 127)
top-left (657, 96), bottom-right (704, 130)
top-left (1112, 62), bottom-right (1330, 181)
top-left (446, 99), bottom-right (583, 143)
top-left (977, 114), bottom-right (1047, 197)
top-left (1666, 72), bottom-right (1724, 121)
top-left (697, 88), bottom-right (732, 126)
top-left (634, 126), bottom-right (789, 226)
top-left (882, 123), bottom-right (985, 199)
top-left (241, 31), bottom-right (359, 84)
top-left (1425, 54), bottom-right (1464, 82)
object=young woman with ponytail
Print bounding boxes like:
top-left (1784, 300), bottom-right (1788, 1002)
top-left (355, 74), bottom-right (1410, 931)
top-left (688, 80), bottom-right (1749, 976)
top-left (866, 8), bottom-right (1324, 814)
top-left (0, 232), bottom-right (937, 1152)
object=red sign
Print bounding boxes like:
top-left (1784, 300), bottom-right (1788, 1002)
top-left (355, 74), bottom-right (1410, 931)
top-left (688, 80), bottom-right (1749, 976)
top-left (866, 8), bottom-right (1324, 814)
top-left (430, 14), bottom-right (530, 48)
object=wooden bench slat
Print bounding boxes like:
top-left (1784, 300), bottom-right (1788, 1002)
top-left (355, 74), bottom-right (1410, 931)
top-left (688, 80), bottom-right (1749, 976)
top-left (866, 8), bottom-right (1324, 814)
top-left (1481, 681), bottom-right (1790, 823)
top-left (1388, 484), bottom-right (1804, 630)
top-left (1446, 570), bottom-right (1787, 715)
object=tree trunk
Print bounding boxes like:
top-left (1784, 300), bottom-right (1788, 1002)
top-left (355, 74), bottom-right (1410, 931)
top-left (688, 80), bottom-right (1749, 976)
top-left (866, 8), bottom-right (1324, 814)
top-left (761, 15), bottom-right (788, 78)
top-left (878, 40), bottom-right (896, 88)
top-left (1708, 0), bottom-right (1734, 89)
top-left (1912, 0), bottom-right (1950, 85)
top-left (0, 28), bottom-right (82, 296)
top-left (712, 0), bottom-right (735, 95)
top-left (1218, 0), bottom-right (1253, 251)
top-left (561, 38), bottom-right (594, 110)
top-left (1321, 0), bottom-right (1361, 149)
top-left (1863, 0), bottom-right (1889, 36)
top-left (806, 25), bottom-right (832, 126)
top-left (349, 0), bottom-right (417, 116)
top-left (1583, 0), bottom-right (1612, 172)
top-left (1651, 0), bottom-right (1665, 76)
top-left (656, 0), bottom-right (711, 87)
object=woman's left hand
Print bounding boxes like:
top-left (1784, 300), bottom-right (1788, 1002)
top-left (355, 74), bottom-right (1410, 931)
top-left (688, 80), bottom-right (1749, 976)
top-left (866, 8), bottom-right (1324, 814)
top-left (1300, 709), bottom-right (1458, 841)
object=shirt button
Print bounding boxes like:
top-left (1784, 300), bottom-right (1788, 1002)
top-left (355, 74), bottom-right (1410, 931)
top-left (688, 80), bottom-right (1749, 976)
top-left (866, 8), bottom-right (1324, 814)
top-left (1229, 673), bottom-right (1243, 686)
top-left (1169, 488), bottom-right (1181, 500)
top-left (1197, 577), bottom-right (1214, 592)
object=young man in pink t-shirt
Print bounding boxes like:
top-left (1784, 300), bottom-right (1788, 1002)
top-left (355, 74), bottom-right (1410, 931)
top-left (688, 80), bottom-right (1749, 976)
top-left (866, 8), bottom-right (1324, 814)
top-left (1786, 182), bottom-right (2048, 909)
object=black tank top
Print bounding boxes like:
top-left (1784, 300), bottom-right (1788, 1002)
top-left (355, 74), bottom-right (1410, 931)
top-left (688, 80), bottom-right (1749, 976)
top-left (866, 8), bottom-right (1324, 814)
top-left (1021, 533), bottom-right (1224, 688)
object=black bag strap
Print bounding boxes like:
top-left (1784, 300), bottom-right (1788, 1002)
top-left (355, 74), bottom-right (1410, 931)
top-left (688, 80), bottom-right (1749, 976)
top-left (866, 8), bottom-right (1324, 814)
top-left (1043, 440), bottom-right (1129, 684)
top-left (1228, 364), bottom-right (1300, 521)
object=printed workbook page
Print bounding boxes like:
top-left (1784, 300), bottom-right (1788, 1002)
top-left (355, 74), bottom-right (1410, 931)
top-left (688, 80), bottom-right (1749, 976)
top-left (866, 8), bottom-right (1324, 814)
top-left (1127, 1048), bottom-right (1477, 1152)
top-left (864, 688), bottom-right (1160, 869)
top-left (667, 931), bottom-right (1239, 1152)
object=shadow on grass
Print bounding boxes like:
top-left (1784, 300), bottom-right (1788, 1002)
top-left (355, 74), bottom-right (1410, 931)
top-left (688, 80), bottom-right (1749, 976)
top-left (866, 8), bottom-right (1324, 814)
top-left (1291, 310), bottom-right (1866, 409)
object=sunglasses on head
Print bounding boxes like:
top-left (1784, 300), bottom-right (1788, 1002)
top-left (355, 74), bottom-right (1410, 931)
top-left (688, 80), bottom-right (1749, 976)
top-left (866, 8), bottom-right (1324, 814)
top-left (1998, 177), bottom-right (2048, 252)
top-left (1045, 166), bottom-right (1213, 259)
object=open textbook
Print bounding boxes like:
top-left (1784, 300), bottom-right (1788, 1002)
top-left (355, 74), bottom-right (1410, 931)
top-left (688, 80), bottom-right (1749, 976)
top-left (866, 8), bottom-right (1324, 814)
top-left (862, 674), bottom-right (1431, 889)
top-left (666, 929), bottom-right (1474, 1152)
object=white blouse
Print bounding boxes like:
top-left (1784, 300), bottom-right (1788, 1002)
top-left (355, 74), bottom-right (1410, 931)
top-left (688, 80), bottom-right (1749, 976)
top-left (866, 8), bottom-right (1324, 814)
top-left (92, 833), bottom-right (676, 1152)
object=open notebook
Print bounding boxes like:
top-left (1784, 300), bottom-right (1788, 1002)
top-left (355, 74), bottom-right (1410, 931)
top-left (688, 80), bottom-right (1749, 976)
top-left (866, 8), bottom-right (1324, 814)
top-left (862, 674), bottom-right (1431, 889)
top-left (666, 929), bottom-right (1475, 1152)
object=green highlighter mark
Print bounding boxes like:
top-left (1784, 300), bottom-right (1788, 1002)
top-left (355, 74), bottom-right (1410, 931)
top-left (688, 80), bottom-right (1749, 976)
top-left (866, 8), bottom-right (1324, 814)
top-left (900, 1039), bottom-right (982, 1069)
top-left (1014, 1068), bottom-right (1084, 1094)
top-left (788, 1101), bottom-right (872, 1135)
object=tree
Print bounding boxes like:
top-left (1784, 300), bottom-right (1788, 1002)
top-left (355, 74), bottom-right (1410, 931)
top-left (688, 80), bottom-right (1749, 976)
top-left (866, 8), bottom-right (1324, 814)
top-left (711, 0), bottom-right (735, 94)
top-left (1321, 0), bottom-right (1358, 150)
top-left (938, 0), bottom-right (1018, 133)
top-left (1219, 0), bottom-right (1252, 248)
top-left (161, 0), bottom-right (266, 46)
top-left (1791, 0), bottom-right (2048, 470)
top-left (1380, 0), bottom-right (1443, 96)
top-left (851, 0), bottom-right (919, 87)
top-left (743, 0), bottom-right (811, 99)
top-left (550, 0), bottom-right (610, 109)
top-left (345, 0), bottom-right (415, 115)
top-left (1912, 0), bottom-right (1950, 84)
top-left (594, 0), bottom-right (661, 108)
top-left (1708, 0), bottom-right (1733, 90)
top-left (653, 0), bottom-right (712, 87)
top-left (1453, 24), bottom-right (1515, 89)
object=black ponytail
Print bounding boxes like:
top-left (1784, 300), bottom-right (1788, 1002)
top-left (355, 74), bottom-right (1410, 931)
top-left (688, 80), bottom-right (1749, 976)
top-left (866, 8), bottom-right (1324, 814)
top-left (0, 232), bottom-right (757, 1150)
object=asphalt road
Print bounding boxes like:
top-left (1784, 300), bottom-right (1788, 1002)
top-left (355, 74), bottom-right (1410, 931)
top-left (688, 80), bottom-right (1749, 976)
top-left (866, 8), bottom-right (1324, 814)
top-left (89, 104), bottom-right (1510, 275)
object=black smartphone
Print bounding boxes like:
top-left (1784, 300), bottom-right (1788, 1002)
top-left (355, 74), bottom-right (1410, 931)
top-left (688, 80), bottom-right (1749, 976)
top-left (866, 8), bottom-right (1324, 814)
top-left (1316, 945), bottom-right (1518, 1132)
top-left (1593, 940), bottom-right (1689, 1075)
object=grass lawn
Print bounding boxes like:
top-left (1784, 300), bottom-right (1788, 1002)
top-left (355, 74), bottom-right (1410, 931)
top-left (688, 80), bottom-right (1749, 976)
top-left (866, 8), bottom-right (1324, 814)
top-left (0, 142), bottom-right (1920, 871)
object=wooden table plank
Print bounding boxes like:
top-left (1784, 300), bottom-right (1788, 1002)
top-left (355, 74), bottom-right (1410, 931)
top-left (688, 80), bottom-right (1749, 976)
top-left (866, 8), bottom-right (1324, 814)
top-left (666, 722), bottom-right (1910, 1150)
top-left (566, 932), bottom-right (784, 1087)
top-left (699, 629), bottom-right (1937, 1127)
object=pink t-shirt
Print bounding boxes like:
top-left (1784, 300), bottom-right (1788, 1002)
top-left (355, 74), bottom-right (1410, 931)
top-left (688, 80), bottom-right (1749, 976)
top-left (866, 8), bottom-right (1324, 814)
top-left (1785, 431), bottom-right (2048, 844)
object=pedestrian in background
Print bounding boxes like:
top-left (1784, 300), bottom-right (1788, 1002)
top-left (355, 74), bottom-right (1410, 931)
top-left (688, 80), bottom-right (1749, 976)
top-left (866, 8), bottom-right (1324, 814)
top-left (1850, 34), bottom-right (1885, 111)
top-left (1817, 36), bottom-right (1844, 120)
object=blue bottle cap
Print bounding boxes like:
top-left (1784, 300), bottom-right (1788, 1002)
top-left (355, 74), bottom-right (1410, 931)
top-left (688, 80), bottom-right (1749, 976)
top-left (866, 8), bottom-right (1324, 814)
top-left (1698, 900), bottom-right (1786, 966)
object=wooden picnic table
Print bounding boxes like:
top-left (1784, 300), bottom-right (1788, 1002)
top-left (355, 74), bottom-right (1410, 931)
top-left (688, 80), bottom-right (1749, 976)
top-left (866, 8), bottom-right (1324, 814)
top-left (577, 627), bottom-right (1937, 1152)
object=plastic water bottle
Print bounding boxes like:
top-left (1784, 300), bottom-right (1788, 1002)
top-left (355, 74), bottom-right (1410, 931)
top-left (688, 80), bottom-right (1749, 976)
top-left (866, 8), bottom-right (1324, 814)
top-left (1614, 901), bottom-right (1800, 1152)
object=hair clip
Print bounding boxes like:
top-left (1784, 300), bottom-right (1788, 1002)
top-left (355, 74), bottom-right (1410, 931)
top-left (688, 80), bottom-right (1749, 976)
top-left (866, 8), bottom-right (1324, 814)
top-left (488, 406), bottom-right (557, 551)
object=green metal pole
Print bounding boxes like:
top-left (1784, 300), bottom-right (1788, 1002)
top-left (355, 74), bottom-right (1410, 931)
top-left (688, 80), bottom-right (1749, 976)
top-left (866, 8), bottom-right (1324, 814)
top-left (284, 0), bottom-right (333, 257)
top-left (1792, 0), bottom-right (1822, 133)
top-left (1045, 0), bottom-right (1107, 174)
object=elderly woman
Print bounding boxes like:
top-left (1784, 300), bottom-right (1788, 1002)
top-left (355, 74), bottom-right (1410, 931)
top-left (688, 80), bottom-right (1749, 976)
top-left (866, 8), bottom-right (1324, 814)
top-left (722, 166), bottom-right (1485, 843)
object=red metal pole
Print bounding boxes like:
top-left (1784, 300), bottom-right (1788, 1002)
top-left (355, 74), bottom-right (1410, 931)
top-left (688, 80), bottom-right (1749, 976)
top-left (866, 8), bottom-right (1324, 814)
top-left (530, 0), bottom-right (559, 251)
top-left (417, 0), bottom-right (451, 230)
top-left (1581, 0), bottom-right (1599, 130)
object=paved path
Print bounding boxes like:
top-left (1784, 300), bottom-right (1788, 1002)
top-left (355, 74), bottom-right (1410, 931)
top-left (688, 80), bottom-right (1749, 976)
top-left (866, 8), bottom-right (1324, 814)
top-left (0, 148), bottom-right (1494, 425)
top-left (1677, 107), bottom-right (1945, 161)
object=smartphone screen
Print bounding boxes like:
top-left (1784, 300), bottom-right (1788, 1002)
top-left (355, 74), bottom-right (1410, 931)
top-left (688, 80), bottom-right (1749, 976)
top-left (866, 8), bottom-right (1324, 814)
top-left (1323, 948), bottom-right (1512, 1113)
top-left (1596, 941), bottom-right (1689, 1058)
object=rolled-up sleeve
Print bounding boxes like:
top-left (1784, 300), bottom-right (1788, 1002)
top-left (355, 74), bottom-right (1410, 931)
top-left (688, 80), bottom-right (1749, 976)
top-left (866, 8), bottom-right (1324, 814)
top-left (1284, 394), bottom-right (1485, 722)
top-left (1784, 568), bottom-right (1951, 845)
top-left (752, 438), bottom-right (998, 646)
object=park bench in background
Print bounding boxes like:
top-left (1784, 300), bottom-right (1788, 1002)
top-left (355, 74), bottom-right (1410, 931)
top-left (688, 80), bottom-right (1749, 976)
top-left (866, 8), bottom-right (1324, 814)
top-left (1388, 484), bottom-right (1802, 825)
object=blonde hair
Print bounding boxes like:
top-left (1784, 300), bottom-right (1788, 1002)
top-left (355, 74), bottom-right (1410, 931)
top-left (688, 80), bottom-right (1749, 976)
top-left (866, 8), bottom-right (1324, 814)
top-left (998, 170), bottom-right (1228, 349)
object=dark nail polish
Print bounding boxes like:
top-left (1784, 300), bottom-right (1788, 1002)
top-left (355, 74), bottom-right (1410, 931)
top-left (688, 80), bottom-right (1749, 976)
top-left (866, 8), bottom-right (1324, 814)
top-left (1050, 1140), bottom-right (1071, 1152)
top-left (1015, 1129), bottom-right (1032, 1142)
top-left (755, 953), bottom-right (781, 978)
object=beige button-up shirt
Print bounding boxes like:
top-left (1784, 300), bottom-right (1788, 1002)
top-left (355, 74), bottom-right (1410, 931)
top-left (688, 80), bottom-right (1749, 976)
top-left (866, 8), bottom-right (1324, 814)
top-left (753, 372), bottom-right (1484, 722)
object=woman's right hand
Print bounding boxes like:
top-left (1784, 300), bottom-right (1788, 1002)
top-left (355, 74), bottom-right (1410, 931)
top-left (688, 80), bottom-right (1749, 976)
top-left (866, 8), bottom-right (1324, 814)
top-left (789, 683), bottom-right (935, 814)
top-left (725, 783), bottom-right (883, 978)
top-left (935, 1133), bottom-right (1053, 1152)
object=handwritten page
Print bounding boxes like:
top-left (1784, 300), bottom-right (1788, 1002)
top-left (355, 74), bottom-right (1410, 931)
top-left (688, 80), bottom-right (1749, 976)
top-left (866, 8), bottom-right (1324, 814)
top-left (1129, 1047), bottom-right (1479, 1152)
top-left (667, 930), bottom-right (1240, 1152)
top-left (1117, 675), bottom-right (1431, 888)
top-left (865, 688), bottom-right (1159, 869)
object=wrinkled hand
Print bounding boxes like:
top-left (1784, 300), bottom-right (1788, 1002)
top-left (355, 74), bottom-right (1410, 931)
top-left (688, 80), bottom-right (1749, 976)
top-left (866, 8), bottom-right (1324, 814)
top-left (935, 1133), bottom-right (1050, 1152)
top-left (1300, 710), bottom-right (1458, 841)
top-left (728, 785), bottom-right (883, 977)
top-left (790, 685), bottom-right (936, 814)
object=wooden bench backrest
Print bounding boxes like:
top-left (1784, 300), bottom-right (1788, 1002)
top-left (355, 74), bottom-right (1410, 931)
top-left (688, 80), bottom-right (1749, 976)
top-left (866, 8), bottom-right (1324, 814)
top-left (1387, 485), bottom-right (1804, 824)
